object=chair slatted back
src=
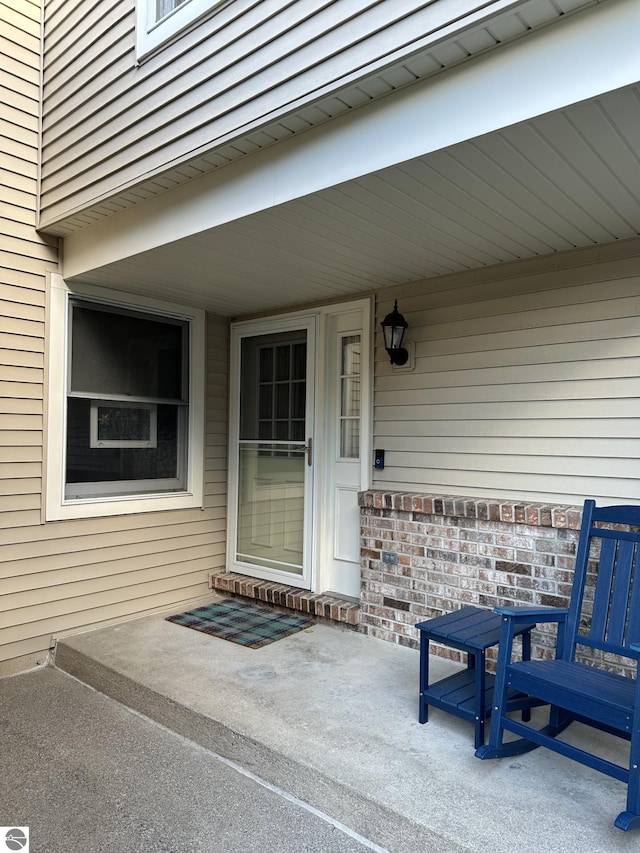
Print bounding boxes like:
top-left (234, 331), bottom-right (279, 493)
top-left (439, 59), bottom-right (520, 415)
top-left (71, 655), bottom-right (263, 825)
top-left (562, 501), bottom-right (640, 663)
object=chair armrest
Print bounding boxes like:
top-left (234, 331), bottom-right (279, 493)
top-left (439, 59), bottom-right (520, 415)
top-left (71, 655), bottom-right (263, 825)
top-left (494, 605), bottom-right (569, 624)
top-left (493, 606), bottom-right (569, 664)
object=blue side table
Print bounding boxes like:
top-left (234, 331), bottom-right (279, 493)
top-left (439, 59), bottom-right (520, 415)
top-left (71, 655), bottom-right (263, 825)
top-left (416, 606), bottom-right (534, 748)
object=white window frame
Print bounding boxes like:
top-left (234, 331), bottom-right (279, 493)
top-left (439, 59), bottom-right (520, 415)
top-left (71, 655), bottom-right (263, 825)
top-left (136, 0), bottom-right (232, 61)
top-left (46, 274), bottom-right (205, 521)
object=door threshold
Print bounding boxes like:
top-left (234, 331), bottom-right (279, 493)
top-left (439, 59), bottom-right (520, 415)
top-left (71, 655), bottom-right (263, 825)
top-left (209, 572), bottom-right (360, 626)
top-left (322, 590), bottom-right (360, 605)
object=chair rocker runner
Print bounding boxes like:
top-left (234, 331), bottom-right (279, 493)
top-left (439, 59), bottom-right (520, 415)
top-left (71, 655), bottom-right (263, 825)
top-left (475, 500), bottom-right (640, 831)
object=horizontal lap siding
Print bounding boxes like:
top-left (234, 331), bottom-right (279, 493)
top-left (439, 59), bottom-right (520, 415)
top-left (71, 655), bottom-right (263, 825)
top-left (39, 0), bottom-right (492, 225)
top-left (1, 0), bottom-right (51, 540)
top-left (0, 0), bottom-right (229, 670)
top-left (0, 312), bottom-right (229, 674)
top-left (373, 254), bottom-right (640, 504)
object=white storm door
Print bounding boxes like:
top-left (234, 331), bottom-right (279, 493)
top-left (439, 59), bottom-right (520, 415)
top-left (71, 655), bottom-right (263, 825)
top-left (229, 317), bottom-right (316, 589)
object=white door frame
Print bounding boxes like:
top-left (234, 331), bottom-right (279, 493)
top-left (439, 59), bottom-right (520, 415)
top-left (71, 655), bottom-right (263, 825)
top-left (227, 298), bottom-right (372, 594)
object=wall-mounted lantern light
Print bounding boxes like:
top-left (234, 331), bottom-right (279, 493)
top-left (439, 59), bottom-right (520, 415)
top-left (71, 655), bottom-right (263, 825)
top-left (380, 300), bottom-right (409, 366)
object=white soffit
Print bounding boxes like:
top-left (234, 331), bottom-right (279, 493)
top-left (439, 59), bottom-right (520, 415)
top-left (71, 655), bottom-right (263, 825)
top-left (63, 84), bottom-right (640, 316)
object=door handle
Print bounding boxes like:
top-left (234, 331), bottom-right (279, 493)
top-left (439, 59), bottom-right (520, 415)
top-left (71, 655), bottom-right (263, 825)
top-left (305, 437), bottom-right (313, 467)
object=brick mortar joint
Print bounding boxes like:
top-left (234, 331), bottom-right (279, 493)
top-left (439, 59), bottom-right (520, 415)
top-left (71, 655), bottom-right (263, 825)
top-left (359, 491), bottom-right (582, 530)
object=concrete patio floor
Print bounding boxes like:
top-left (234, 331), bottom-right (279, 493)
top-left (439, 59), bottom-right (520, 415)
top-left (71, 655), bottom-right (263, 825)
top-left (47, 604), bottom-right (640, 853)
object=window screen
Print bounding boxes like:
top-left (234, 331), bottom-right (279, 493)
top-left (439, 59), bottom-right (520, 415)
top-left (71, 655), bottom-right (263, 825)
top-left (65, 300), bottom-right (189, 499)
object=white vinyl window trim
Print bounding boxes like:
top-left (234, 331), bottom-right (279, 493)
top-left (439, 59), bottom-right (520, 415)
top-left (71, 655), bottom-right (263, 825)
top-left (46, 275), bottom-right (206, 521)
top-left (136, 0), bottom-right (231, 61)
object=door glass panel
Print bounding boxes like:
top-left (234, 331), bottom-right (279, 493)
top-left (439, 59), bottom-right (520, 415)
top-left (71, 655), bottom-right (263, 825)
top-left (258, 385), bottom-right (272, 419)
top-left (341, 377), bottom-right (361, 417)
top-left (292, 343), bottom-right (306, 379)
top-left (276, 345), bottom-right (290, 381)
top-left (340, 419), bottom-right (360, 460)
top-left (259, 347), bottom-right (273, 383)
top-left (237, 330), bottom-right (307, 576)
top-left (291, 382), bottom-right (305, 418)
top-left (236, 442), bottom-right (305, 574)
top-left (341, 336), bottom-right (360, 376)
top-left (275, 383), bottom-right (289, 419)
top-left (339, 335), bottom-right (361, 459)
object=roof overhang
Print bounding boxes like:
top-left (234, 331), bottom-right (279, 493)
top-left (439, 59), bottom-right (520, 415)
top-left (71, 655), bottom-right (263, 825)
top-left (59, 0), bottom-right (640, 316)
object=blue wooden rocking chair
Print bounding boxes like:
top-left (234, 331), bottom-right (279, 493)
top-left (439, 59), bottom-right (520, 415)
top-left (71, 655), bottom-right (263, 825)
top-left (476, 500), bottom-right (640, 830)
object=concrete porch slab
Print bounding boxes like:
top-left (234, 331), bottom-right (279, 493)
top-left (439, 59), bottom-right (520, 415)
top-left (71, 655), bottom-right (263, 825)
top-left (55, 612), bottom-right (637, 853)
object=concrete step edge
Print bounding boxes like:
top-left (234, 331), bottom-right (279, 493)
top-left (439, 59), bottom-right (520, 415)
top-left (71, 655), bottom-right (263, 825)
top-left (54, 640), bottom-right (466, 853)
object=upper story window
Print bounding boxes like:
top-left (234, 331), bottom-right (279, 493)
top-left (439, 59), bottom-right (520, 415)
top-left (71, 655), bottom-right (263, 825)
top-left (156, 0), bottom-right (188, 20)
top-left (136, 0), bottom-right (231, 61)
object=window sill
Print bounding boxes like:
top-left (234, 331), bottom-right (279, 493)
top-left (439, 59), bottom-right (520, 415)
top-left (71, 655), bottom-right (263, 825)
top-left (47, 491), bottom-right (203, 522)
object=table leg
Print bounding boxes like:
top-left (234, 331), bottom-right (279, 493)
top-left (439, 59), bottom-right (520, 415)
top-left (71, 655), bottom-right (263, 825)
top-left (419, 632), bottom-right (430, 724)
top-left (474, 650), bottom-right (486, 749)
top-left (522, 629), bottom-right (532, 723)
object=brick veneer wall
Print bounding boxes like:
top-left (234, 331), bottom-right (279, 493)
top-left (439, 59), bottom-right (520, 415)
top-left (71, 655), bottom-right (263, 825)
top-left (359, 491), bottom-right (585, 669)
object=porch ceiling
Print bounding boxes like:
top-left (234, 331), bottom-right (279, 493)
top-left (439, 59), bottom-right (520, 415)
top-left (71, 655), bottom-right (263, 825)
top-left (67, 84), bottom-right (640, 317)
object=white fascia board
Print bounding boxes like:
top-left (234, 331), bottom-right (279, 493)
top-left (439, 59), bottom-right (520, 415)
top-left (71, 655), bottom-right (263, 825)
top-left (63, 0), bottom-right (640, 280)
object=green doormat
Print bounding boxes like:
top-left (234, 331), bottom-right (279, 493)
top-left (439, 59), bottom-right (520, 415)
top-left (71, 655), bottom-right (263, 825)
top-left (165, 598), bottom-right (315, 649)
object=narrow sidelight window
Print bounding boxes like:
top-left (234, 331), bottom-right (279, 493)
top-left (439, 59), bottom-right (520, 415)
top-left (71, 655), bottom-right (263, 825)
top-left (339, 334), bottom-right (361, 458)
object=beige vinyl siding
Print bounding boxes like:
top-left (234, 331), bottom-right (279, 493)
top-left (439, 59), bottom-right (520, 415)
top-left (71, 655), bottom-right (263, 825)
top-left (0, 0), bottom-right (230, 673)
top-left (0, 312), bottom-right (228, 674)
top-left (1, 0), bottom-right (51, 541)
top-left (39, 0), bottom-right (518, 228)
top-left (373, 251), bottom-right (640, 505)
